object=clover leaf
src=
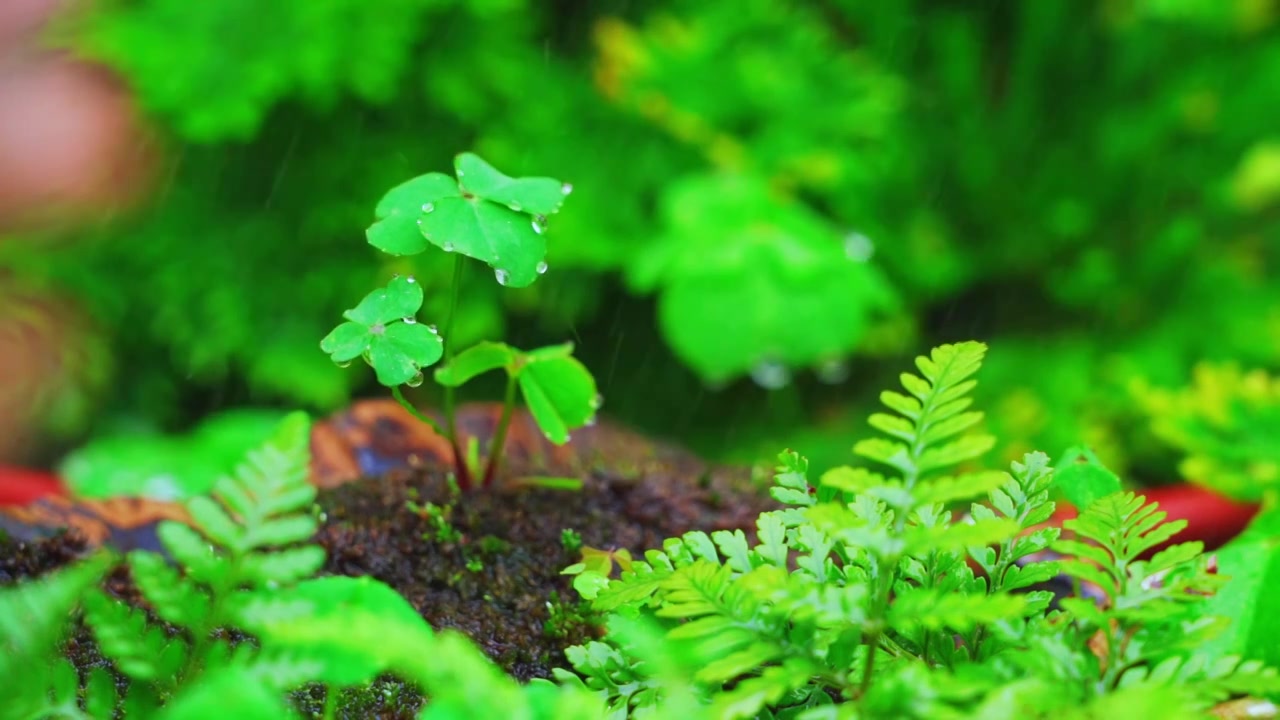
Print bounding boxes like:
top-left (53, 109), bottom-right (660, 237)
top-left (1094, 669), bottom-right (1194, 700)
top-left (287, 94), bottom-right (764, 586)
top-left (365, 172), bottom-right (459, 256)
top-left (454, 152), bottom-right (571, 216)
top-left (320, 275), bottom-right (443, 387)
top-left (517, 344), bottom-right (599, 444)
top-left (435, 341), bottom-right (599, 444)
top-left (367, 153), bottom-right (572, 289)
top-left (628, 173), bottom-right (898, 386)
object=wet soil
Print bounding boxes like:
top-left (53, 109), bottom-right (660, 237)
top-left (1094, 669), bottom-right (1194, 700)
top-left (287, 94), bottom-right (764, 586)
top-left (0, 410), bottom-right (779, 718)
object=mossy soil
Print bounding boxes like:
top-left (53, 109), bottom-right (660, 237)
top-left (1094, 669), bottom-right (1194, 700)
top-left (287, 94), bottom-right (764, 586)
top-left (1, 439), bottom-right (778, 718)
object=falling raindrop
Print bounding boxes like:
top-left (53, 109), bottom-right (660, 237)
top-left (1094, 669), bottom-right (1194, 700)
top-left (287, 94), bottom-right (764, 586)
top-left (844, 232), bottom-right (875, 262)
top-left (561, 182), bottom-right (573, 195)
top-left (495, 268), bottom-right (510, 286)
top-left (405, 371), bottom-right (425, 388)
top-left (422, 202), bottom-right (435, 213)
top-left (750, 360), bottom-right (791, 390)
top-left (402, 317), bottom-right (417, 325)
top-left (536, 260), bottom-right (548, 275)
top-left (816, 357), bottom-right (850, 384)
top-left (442, 242), bottom-right (455, 252)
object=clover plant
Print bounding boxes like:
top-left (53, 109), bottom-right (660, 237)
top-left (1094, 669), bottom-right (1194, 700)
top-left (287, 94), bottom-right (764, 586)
top-left (321, 153), bottom-right (598, 489)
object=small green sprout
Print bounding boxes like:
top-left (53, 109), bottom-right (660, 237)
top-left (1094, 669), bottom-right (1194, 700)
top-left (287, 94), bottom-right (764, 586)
top-left (560, 528), bottom-right (583, 554)
top-left (323, 152), bottom-right (597, 490)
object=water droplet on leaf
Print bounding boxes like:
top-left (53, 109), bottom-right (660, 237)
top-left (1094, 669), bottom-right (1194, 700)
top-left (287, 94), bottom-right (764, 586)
top-left (402, 317), bottom-right (417, 324)
top-left (585, 415), bottom-right (597, 427)
top-left (405, 371), bottom-right (425, 388)
top-left (591, 393), bottom-right (604, 409)
top-left (561, 183), bottom-right (573, 195)
top-left (531, 218), bottom-right (544, 235)
top-left (427, 324), bottom-right (438, 334)
top-left (370, 322), bottom-right (386, 336)
top-left (422, 203), bottom-right (434, 213)
top-left (750, 360), bottom-right (791, 390)
top-left (816, 358), bottom-right (850, 384)
top-left (495, 268), bottom-right (510, 286)
top-left (406, 275), bottom-right (416, 284)
top-left (844, 232), bottom-right (875, 262)
top-left (442, 242), bottom-right (455, 252)
top-left (335, 359), bottom-right (353, 368)
top-left (508, 202), bottom-right (522, 212)
top-left (536, 261), bottom-right (548, 274)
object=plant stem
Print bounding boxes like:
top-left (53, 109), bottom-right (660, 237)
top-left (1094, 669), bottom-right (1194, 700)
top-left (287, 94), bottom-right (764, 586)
top-left (391, 385), bottom-right (445, 436)
top-left (442, 253), bottom-right (469, 487)
top-left (482, 373), bottom-right (519, 488)
top-left (323, 686), bottom-right (338, 720)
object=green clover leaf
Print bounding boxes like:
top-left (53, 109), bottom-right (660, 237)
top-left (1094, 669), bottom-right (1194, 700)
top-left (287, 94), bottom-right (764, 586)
top-left (368, 153), bottom-right (572, 289)
top-left (365, 173), bottom-right (459, 256)
top-left (517, 343), bottom-right (599, 444)
top-left (434, 341), bottom-right (599, 444)
top-left (454, 152), bottom-right (571, 216)
top-left (320, 275), bottom-right (443, 387)
top-left (628, 173), bottom-right (898, 385)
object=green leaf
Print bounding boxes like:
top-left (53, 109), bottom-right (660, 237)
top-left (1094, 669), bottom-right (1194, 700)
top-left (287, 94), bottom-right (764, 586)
top-left (626, 173), bottom-right (897, 384)
top-left (84, 666), bottom-right (119, 718)
top-left (455, 152), bottom-right (571, 216)
top-left (1198, 502), bottom-right (1280, 668)
top-left (366, 173), bottom-right (459, 256)
top-left (1052, 445), bottom-right (1123, 511)
top-left (344, 274), bottom-right (425, 326)
top-left (422, 197), bottom-right (547, 288)
top-left (58, 408), bottom-right (286, 500)
top-left (408, 153), bottom-right (570, 289)
top-left (0, 551), bottom-right (115, 683)
top-left (434, 341), bottom-right (518, 387)
top-left (129, 550), bottom-right (210, 627)
top-left (517, 343), bottom-right (600, 444)
top-left (322, 275), bottom-right (443, 387)
top-left (154, 666), bottom-right (302, 720)
top-left (235, 575), bottom-right (434, 688)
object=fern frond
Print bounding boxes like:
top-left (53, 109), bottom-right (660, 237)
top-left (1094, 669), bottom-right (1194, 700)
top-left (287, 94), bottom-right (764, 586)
top-left (855, 341), bottom-right (992, 487)
top-left (144, 410), bottom-right (321, 606)
top-left (0, 549), bottom-right (114, 675)
top-left (1062, 492), bottom-right (1185, 569)
top-left (888, 587), bottom-right (1028, 634)
top-left (82, 587), bottom-right (187, 681)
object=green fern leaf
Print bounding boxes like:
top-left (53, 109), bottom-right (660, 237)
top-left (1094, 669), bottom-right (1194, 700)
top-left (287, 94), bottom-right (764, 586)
top-left (0, 550), bottom-right (113, 659)
top-left (855, 341), bottom-right (993, 486)
top-left (914, 471), bottom-right (1008, 507)
top-left (82, 588), bottom-right (185, 681)
top-left (129, 550), bottom-right (211, 627)
top-left (165, 410), bottom-right (320, 594)
top-left (84, 666), bottom-right (119, 718)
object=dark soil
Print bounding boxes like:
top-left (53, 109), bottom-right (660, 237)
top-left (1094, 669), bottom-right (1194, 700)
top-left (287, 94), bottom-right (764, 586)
top-left (0, 415), bottom-right (779, 718)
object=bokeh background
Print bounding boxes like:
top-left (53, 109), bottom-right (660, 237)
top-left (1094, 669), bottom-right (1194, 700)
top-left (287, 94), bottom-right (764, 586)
top-left (3, 0), bottom-right (1279, 500)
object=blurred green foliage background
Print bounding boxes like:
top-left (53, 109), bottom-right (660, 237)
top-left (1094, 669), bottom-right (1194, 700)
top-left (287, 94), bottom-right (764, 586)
top-left (5, 0), bottom-right (1280, 486)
